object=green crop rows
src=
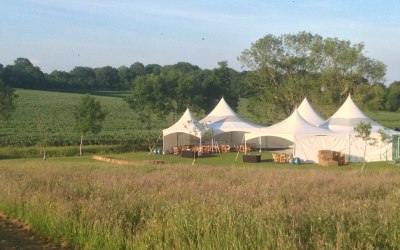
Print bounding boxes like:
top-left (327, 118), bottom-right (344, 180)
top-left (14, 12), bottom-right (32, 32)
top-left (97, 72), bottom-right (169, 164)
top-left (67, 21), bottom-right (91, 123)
top-left (0, 89), bottom-right (167, 147)
top-left (1, 89), bottom-right (399, 148)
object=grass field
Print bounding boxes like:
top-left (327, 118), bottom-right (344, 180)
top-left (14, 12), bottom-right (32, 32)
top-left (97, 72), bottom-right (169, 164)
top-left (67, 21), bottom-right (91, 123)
top-left (1, 89), bottom-right (399, 148)
top-left (1, 153), bottom-right (400, 249)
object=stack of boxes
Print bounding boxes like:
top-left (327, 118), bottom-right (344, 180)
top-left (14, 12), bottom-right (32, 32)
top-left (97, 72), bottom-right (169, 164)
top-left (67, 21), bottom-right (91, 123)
top-left (318, 150), bottom-right (346, 166)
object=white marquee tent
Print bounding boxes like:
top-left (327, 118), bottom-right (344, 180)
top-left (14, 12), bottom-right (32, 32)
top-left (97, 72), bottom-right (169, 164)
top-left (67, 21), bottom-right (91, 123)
top-left (297, 97), bottom-right (325, 126)
top-left (200, 97), bottom-right (262, 146)
top-left (295, 95), bottom-right (399, 162)
top-left (162, 108), bottom-right (208, 152)
top-left (245, 109), bottom-right (335, 152)
top-left (319, 95), bottom-right (385, 133)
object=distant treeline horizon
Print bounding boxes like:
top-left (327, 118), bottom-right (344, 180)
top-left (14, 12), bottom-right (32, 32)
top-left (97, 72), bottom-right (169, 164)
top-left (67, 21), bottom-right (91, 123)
top-left (0, 56), bottom-right (399, 115)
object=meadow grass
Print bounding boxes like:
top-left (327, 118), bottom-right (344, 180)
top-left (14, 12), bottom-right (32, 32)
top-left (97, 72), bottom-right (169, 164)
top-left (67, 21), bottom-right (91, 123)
top-left (365, 111), bottom-right (400, 130)
top-left (1, 154), bottom-right (400, 249)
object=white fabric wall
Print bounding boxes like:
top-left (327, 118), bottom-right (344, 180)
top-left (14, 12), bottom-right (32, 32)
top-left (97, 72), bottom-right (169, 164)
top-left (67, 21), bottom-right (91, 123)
top-left (213, 131), bottom-right (246, 146)
top-left (163, 133), bottom-right (200, 153)
top-left (216, 134), bottom-right (293, 149)
top-left (294, 134), bottom-right (392, 163)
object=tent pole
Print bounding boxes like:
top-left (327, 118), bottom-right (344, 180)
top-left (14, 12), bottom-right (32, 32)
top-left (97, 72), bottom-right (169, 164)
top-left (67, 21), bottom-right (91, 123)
top-left (348, 133), bottom-right (351, 163)
top-left (245, 136), bottom-right (247, 155)
top-left (293, 136), bottom-right (296, 157)
top-left (235, 135), bottom-right (245, 162)
top-left (162, 134), bottom-right (165, 153)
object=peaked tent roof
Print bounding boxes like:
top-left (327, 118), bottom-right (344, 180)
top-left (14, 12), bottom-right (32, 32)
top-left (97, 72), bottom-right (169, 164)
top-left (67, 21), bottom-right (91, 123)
top-left (199, 97), bottom-right (262, 135)
top-left (297, 97), bottom-right (325, 126)
top-left (245, 109), bottom-right (335, 141)
top-left (319, 95), bottom-right (384, 133)
top-left (163, 108), bottom-right (207, 138)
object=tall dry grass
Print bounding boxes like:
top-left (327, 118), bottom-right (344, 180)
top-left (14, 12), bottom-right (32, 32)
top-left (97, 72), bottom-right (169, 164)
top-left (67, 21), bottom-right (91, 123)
top-left (1, 158), bottom-right (400, 249)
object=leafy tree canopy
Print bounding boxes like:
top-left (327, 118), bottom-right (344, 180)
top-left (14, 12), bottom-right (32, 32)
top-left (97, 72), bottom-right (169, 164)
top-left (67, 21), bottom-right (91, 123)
top-left (239, 31), bottom-right (387, 118)
top-left (74, 94), bottom-right (107, 135)
top-left (385, 81), bottom-right (400, 112)
top-left (2, 58), bottom-right (47, 89)
top-left (74, 94), bottom-right (107, 155)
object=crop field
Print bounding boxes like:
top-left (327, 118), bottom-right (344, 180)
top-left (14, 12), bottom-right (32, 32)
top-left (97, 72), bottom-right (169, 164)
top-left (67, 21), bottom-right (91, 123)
top-left (0, 89), bottom-right (168, 147)
top-left (1, 89), bottom-right (399, 148)
top-left (1, 154), bottom-right (400, 249)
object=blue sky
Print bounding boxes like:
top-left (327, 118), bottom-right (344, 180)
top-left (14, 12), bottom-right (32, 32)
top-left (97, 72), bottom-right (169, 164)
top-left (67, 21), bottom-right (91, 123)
top-left (1, 0), bottom-right (399, 84)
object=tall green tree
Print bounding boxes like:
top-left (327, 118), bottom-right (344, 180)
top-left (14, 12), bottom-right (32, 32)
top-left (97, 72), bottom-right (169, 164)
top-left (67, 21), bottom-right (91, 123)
top-left (48, 70), bottom-right (72, 89)
top-left (126, 74), bottom-right (169, 129)
top-left (74, 95), bottom-right (107, 156)
top-left (239, 32), bottom-right (386, 120)
top-left (130, 62), bottom-right (145, 78)
top-left (3, 58), bottom-right (47, 89)
top-left (385, 81), bottom-right (400, 112)
top-left (70, 67), bottom-right (96, 89)
top-left (94, 66), bottom-right (120, 89)
top-left (117, 66), bottom-right (134, 90)
top-left (158, 65), bottom-right (202, 120)
top-left (126, 74), bottom-right (168, 151)
top-left (0, 80), bottom-right (17, 121)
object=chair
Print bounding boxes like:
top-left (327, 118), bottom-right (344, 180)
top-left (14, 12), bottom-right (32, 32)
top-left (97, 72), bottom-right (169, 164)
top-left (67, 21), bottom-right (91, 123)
top-left (248, 143), bottom-right (256, 151)
top-left (272, 153), bottom-right (279, 162)
top-left (181, 145), bottom-right (191, 151)
top-left (172, 147), bottom-right (180, 155)
top-left (286, 153), bottom-right (293, 162)
top-left (221, 144), bottom-right (230, 153)
top-left (239, 145), bottom-right (247, 153)
top-left (279, 153), bottom-right (288, 163)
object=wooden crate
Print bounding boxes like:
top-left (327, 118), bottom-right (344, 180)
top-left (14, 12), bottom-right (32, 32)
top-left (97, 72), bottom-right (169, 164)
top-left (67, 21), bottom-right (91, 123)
top-left (325, 160), bottom-right (339, 167)
top-left (243, 155), bottom-right (261, 163)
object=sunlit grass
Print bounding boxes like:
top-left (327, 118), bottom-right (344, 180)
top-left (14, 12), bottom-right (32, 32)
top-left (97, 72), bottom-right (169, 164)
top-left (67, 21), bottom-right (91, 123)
top-left (1, 155), bottom-right (400, 249)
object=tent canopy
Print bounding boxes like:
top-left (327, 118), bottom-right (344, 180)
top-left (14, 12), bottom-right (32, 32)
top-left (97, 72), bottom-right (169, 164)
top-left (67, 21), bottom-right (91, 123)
top-left (245, 109), bottom-right (335, 142)
top-left (163, 108), bottom-right (207, 138)
top-left (297, 97), bottom-right (325, 126)
top-left (295, 95), bottom-right (399, 163)
top-left (162, 108), bottom-right (209, 152)
top-left (320, 95), bottom-right (384, 133)
top-left (200, 97), bottom-right (262, 135)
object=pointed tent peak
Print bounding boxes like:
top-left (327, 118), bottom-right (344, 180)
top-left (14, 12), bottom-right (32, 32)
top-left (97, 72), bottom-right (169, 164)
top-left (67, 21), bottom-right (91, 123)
top-left (297, 97), bottom-right (325, 126)
top-left (330, 95), bottom-right (368, 119)
top-left (163, 108), bottom-right (206, 137)
top-left (319, 95), bottom-right (386, 133)
top-left (269, 108), bottom-right (319, 131)
top-left (179, 108), bottom-right (200, 125)
top-left (215, 97), bottom-right (237, 115)
top-left (200, 97), bottom-right (237, 123)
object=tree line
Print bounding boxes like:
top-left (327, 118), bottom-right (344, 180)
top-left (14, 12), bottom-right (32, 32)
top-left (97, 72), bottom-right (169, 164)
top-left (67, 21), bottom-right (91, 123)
top-left (1, 31), bottom-right (400, 127)
top-left (0, 58), bottom-right (251, 116)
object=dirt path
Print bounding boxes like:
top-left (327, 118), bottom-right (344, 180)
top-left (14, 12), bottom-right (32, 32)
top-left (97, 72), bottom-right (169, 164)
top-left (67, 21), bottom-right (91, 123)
top-left (0, 212), bottom-right (71, 250)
